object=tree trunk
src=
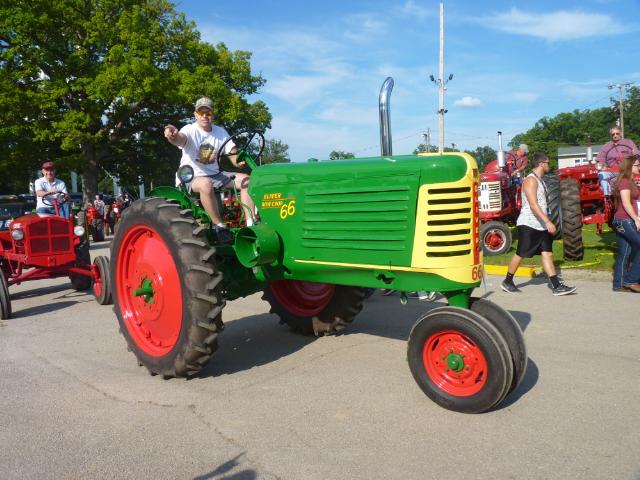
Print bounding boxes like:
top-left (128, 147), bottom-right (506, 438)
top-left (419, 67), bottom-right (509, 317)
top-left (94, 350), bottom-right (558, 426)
top-left (81, 144), bottom-right (100, 207)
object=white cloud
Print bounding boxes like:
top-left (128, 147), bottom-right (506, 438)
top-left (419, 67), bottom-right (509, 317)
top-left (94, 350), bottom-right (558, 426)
top-left (454, 96), bottom-right (482, 108)
top-left (482, 8), bottom-right (634, 42)
top-left (399, 0), bottom-right (432, 20)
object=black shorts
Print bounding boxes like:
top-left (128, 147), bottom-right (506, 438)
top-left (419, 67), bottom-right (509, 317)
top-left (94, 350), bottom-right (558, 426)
top-left (516, 225), bottom-right (553, 258)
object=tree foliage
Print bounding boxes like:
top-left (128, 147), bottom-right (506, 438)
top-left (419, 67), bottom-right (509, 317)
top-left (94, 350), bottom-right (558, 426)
top-left (260, 139), bottom-right (290, 164)
top-left (463, 146), bottom-right (497, 169)
top-left (329, 150), bottom-right (355, 160)
top-left (0, 0), bottom-right (271, 197)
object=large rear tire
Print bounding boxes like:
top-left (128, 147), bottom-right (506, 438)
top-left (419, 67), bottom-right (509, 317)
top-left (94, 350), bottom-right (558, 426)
top-left (69, 240), bottom-right (92, 291)
top-left (480, 221), bottom-right (512, 256)
top-left (0, 268), bottom-right (11, 320)
top-left (407, 306), bottom-right (513, 413)
top-left (544, 173), bottom-right (562, 239)
top-left (111, 198), bottom-right (225, 377)
top-left (560, 178), bottom-right (584, 261)
top-left (264, 280), bottom-right (366, 336)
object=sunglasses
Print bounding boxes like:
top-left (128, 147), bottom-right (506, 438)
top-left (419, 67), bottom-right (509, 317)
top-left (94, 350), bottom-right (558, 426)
top-left (196, 110), bottom-right (213, 117)
top-left (612, 132), bottom-right (621, 136)
top-left (44, 168), bottom-right (55, 172)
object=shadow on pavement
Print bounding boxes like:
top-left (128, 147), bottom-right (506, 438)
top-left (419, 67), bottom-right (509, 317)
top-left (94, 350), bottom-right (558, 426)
top-left (193, 453), bottom-right (256, 480)
top-left (10, 283), bottom-right (72, 300)
top-left (11, 300), bottom-right (79, 319)
top-left (492, 358), bottom-right (540, 411)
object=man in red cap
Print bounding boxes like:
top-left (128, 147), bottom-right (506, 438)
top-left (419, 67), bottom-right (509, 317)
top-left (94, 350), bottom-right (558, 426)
top-left (35, 161), bottom-right (70, 218)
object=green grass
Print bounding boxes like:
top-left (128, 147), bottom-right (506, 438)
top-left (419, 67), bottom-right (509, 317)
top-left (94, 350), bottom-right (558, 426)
top-left (485, 223), bottom-right (617, 271)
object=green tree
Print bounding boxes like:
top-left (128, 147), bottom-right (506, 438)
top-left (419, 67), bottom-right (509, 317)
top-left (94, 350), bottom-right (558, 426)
top-left (329, 150), bottom-right (355, 160)
top-left (464, 146), bottom-right (496, 169)
top-left (260, 139), bottom-right (290, 164)
top-left (0, 0), bottom-right (271, 198)
top-left (413, 143), bottom-right (438, 154)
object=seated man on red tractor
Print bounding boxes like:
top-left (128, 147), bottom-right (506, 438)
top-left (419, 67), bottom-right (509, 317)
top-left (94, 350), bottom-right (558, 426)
top-left (163, 97), bottom-right (255, 241)
top-left (596, 125), bottom-right (639, 195)
top-left (505, 144), bottom-right (529, 185)
top-left (35, 161), bottom-right (71, 218)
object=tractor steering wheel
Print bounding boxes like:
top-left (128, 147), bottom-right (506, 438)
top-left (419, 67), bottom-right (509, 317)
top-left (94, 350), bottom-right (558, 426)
top-left (42, 191), bottom-right (71, 207)
top-left (215, 130), bottom-right (265, 174)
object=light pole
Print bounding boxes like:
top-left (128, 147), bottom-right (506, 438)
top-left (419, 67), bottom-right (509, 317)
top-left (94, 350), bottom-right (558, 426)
top-left (429, 0), bottom-right (453, 154)
top-left (608, 82), bottom-right (634, 136)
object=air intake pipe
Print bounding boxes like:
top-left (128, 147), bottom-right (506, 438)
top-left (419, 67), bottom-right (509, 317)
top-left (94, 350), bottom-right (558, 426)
top-left (497, 131), bottom-right (506, 168)
top-left (379, 77), bottom-right (394, 156)
top-left (235, 224), bottom-right (281, 268)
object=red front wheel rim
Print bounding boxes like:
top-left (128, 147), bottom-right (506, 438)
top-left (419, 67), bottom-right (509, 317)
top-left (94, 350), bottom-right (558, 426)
top-left (116, 225), bottom-right (183, 356)
top-left (423, 329), bottom-right (488, 397)
top-left (270, 280), bottom-right (335, 317)
top-left (484, 229), bottom-right (506, 252)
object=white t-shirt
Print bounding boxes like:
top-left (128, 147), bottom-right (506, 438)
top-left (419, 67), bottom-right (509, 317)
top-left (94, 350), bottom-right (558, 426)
top-left (34, 177), bottom-right (68, 209)
top-left (178, 123), bottom-right (236, 177)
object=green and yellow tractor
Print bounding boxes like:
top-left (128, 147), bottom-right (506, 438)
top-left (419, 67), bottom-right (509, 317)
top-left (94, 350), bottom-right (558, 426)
top-left (109, 83), bottom-right (527, 413)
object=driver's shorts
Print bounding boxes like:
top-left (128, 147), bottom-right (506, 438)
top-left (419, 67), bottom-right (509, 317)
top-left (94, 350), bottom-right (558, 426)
top-left (202, 172), bottom-right (233, 190)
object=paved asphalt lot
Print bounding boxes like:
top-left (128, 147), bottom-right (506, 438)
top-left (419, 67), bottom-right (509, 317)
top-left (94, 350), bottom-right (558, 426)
top-left (1, 239), bottom-right (639, 480)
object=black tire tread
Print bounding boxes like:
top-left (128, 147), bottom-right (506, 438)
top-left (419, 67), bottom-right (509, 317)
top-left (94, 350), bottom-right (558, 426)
top-left (93, 255), bottom-right (112, 305)
top-left (69, 240), bottom-right (92, 291)
top-left (0, 268), bottom-right (11, 319)
top-left (559, 178), bottom-right (584, 261)
top-left (111, 197), bottom-right (224, 378)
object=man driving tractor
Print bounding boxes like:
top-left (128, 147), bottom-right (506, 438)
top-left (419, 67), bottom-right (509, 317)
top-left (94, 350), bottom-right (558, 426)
top-left (35, 161), bottom-right (70, 218)
top-left (163, 97), bottom-right (256, 242)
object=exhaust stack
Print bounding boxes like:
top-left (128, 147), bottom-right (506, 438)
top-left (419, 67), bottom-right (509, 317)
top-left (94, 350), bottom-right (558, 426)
top-left (497, 131), bottom-right (506, 168)
top-left (379, 77), bottom-right (394, 156)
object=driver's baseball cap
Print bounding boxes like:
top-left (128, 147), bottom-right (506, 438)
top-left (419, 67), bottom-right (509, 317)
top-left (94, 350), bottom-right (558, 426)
top-left (195, 97), bottom-right (214, 111)
top-left (519, 144), bottom-right (529, 154)
top-left (42, 161), bottom-right (55, 170)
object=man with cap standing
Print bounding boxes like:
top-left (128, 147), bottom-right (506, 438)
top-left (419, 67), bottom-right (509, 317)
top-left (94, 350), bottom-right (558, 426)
top-left (35, 161), bottom-right (70, 218)
top-left (596, 125), bottom-right (638, 195)
top-left (164, 97), bottom-right (255, 242)
top-left (505, 144), bottom-right (529, 184)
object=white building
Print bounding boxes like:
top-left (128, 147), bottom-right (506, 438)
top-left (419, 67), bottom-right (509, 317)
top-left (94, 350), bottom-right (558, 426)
top-left (557, 144), bottom-right (604, 169)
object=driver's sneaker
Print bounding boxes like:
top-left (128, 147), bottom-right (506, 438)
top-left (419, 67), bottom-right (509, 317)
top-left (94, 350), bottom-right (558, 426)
top-left (549, 282), bottom-right (577, 296)
top-left (214, 225), bottom-right (235, 245)
top-left (501, 280), bottom-right (520, 294)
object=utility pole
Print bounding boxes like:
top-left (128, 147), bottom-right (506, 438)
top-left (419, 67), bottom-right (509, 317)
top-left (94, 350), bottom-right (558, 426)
top-left (608, 82), bottom-right (634, 136)
top-left (423, 128), bottom-right (431, 152)
top-left (429, 0), bottom-right (453, 154)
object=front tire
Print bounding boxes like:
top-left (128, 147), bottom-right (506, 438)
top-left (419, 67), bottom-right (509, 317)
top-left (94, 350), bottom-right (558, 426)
top-left (93, 255), bottom-right (112, 305)
top-left (407, 306), bottom-right (513, 413)
top-left (111, 198), bottom-right (225, 377)
top-left (69, 240), bottom-right (92, 291)
top-left (0, 269), bottom-right (11, 319)
top-left (480, 221), bottom-right (512, 255)
top-left (264, 280), bottom-right (366, 335)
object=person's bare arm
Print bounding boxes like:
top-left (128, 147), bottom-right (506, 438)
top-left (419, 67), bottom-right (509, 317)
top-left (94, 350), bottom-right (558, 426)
top-left (523, 176), bottom-right (557, 234)
top-left (164, 124), bottom-right (187, 147)
top-left (620, 189), bottom-right (640, 231)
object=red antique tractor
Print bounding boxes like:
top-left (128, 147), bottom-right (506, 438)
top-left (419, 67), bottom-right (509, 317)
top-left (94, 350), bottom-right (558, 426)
top-left (478, 132), bottom-right (523, 255)
top-left (85, 205), bottom-right (106, 242)
top-left (0, 194), bottom-right (112, 319)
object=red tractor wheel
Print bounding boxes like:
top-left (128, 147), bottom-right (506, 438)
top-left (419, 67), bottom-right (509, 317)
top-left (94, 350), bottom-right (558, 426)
top-left (407, 306), bottom-right (513, 413)
top-left (92, 255), bottom-right (112, 305)
top-left (480, 221), bottom-right (512, 256)
top-left (0, 268), bottom-right (11, 320)
top-left (263, 280), bottom-right (366, 335)
top-left (111, 198), bottom-right (225, 377)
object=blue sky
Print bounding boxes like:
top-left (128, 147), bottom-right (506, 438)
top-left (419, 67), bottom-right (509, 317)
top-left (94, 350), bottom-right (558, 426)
top-left (175, 0), bottom-right (640, 161)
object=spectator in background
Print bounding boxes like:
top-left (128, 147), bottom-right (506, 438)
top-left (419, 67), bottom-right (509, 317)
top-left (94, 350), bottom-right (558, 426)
top-left (35, 161), bottom-right (70, 218)
top-left (104, 203), bottom-right (114, 236)
top-left (93, 194), bottom-right (105, 217)
top-left (611, 154), bottom-right (640, 293)
top-left (122, 192), bottom-right (132, 209)
top-left (596, 126), bottom-right (638, 195)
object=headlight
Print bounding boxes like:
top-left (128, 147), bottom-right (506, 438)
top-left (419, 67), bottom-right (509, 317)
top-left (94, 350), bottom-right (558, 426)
top-left (177, 165), bottom-right (195, 184)
top-left (11, 228), bottom-right (24, 241)
top-left (74, 226), bottom-right (86, 237)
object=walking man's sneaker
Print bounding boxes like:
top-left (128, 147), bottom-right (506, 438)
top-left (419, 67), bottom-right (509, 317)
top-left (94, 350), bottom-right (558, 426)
top-left (550, 282), bottom-right (577, 296)
top-left (501, 280), bottom-right (520, 293)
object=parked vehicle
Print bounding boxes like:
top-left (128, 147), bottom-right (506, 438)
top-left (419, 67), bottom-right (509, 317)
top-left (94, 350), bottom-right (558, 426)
top-left (0, 195), bottom-right (30, 231)
top-left (0, 194), bottom-right (112, 319)
top-left (109, 83), bottom-right (527, 414)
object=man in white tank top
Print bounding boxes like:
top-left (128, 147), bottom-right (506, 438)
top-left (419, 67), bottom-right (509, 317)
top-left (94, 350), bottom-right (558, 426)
top-left (501, 153), bottom-right (577, 296)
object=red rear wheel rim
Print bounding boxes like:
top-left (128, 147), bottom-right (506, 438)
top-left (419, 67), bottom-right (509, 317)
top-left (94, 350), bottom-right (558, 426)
top-left (270, 280), bottom-right (335, 317)
top-left (116, 225), bottom-right (183, 356)
top-left (423, 329), bottom-right (488, 397)
top-left (484, 229), bottom-right (506, 252)
top-left (93, 271), bottom-right (103, 298)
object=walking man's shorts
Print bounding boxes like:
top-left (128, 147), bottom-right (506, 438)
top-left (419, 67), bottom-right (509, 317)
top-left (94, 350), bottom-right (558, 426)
top-left (516, 225), bottom-right (553, 258)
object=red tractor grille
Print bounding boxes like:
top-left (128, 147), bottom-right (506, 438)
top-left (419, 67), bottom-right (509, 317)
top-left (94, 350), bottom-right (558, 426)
top-left (27, 217), bottom-right (73, 255)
